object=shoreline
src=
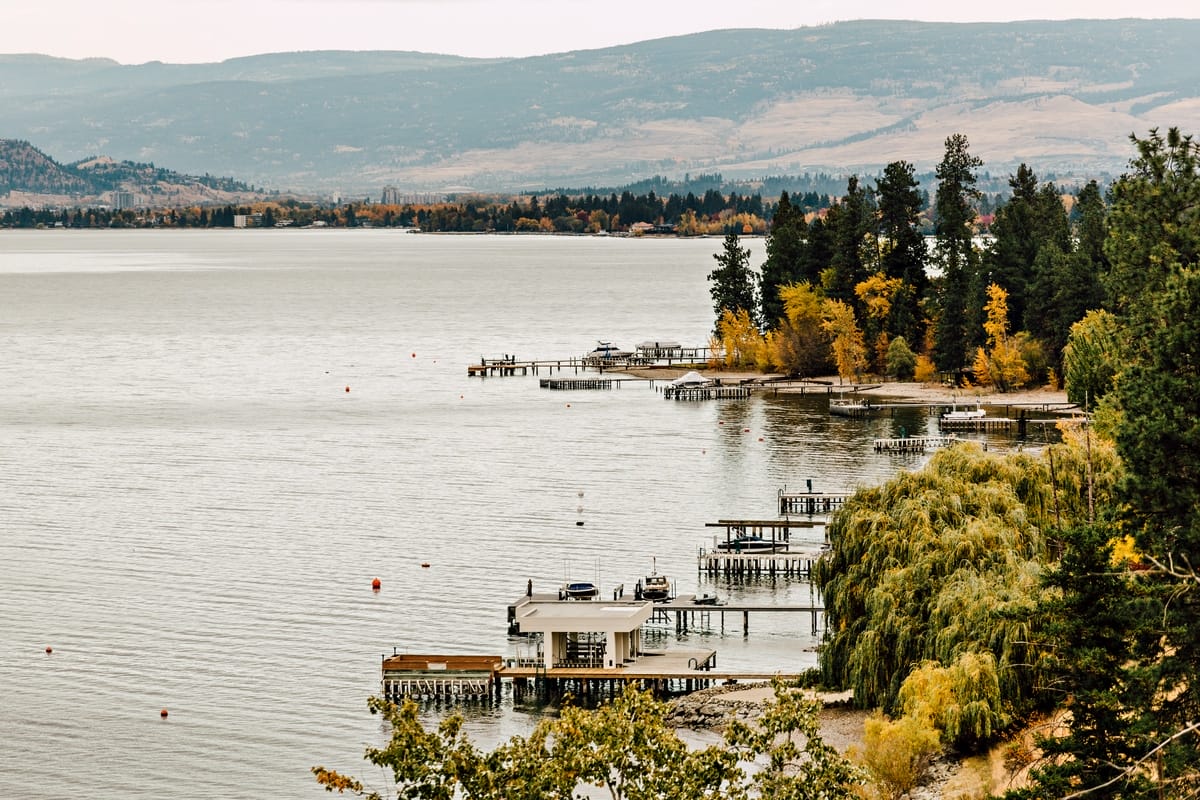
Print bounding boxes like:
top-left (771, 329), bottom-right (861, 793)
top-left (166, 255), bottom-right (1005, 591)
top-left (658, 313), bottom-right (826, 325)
top-left (617, 365), bottom-right (1073, 408)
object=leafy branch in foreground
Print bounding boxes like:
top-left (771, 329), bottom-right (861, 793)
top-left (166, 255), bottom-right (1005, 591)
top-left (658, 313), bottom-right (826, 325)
top-left (314, 679), bottom-right (864, 800)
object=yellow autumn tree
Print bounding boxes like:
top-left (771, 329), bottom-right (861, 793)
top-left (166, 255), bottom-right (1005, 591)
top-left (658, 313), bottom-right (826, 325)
top-left (855, 272), bottom-right (911, 375)
top-left (971, 283), bottom-right (1029, 392)
top-left (716, 307), bottom-right (765, 368)
top-left (821, 299), bottom-right (868, 384)
top-left (764, 282), bottom-right (830, 376)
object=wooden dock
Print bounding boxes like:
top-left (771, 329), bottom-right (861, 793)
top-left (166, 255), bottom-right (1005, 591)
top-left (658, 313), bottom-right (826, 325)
top-left (663, 384), bottom-right (752, 400)
top-left (539, 376), bottom-right (629, 390)
top-left (649, 595), bottom-right (825, 636)
top-left (873, 434), bottom-right (959, 452)
top-left (939, 416), bottom-right (1021, 432)
top-left (381, 653), bottom-right (504, 701)
top-left (697, 549), bottom-right (824, 578)
top-left (778, 490), bottom-right (853, 515)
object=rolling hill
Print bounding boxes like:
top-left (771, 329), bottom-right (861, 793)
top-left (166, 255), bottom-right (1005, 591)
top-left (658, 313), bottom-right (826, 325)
top-left (3, 19), bottom-right (1200, 195)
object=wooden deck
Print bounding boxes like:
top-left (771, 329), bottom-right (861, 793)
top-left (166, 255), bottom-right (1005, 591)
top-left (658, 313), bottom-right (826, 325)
top-left (663, 384), bottom-right (752, 400)
top-left (873, 434), bottom-right (959, 452)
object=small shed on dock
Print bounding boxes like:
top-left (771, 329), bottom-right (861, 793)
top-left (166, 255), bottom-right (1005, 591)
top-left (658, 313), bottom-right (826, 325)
top-left (511, 600), bottom-right (654, 669)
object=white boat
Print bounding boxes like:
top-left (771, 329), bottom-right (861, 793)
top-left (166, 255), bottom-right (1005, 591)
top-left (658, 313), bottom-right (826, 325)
top-left (942, 404), bottom-right (986, 421)
top-left (669, 370), bottom-right (713, 388)
top-left (584, 341), bottom-right (634, 362)
top-left (639, 560), bottom-right (672, 601)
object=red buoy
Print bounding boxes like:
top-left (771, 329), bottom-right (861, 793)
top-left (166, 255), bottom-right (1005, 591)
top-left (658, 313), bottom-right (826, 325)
top-left (45, 646), bottom-right (52, 654)
top-left (160, 708), bottom-right (169, 718)
top-left (411, 352), bottom-right (416, 358)
top-left (371, 577), bottom-right (381, 591)
top-left (345, 386), bottom-right (350, 393)
top-left (421, 562), bottom-right (431, 568)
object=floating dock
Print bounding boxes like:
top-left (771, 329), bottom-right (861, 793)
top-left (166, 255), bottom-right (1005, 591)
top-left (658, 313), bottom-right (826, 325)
top-left (539, 376), bottom-right (628, 390)
top-left (873, 434), bottom-right (959, 452)
top-left (381, 653), bottom-right (504, 700)
top-left (939, 416), bottom-right (1021, 432)
top-left (663, 384), bottom-right (751, 400)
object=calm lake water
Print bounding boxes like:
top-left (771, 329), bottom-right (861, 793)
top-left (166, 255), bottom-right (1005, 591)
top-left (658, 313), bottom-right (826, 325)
top-left (1, 230), bottom-right (1008, 798)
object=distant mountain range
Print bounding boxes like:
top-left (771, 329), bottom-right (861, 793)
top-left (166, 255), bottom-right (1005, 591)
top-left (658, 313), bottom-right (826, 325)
top-left (3, 19), bottom-right (1200, 196)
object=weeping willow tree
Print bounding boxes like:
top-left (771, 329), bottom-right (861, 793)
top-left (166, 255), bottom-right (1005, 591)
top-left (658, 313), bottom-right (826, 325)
top-left (814, 435), bottom-right (1119, 748)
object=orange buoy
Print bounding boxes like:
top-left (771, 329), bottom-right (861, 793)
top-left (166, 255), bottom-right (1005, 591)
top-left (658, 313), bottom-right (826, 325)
top-left (371, 577), bottom-right (381, 591)
top-left (160, 708), bottom-right (169, 718)
top-left (420, 562), bottom-right (431, 568)
top-left (565, 403), bottom-right (571, 408)
top-left (45, 646), bottom-right (52, 654)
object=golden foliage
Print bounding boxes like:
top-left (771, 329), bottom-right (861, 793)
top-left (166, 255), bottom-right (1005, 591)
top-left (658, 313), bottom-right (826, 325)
top-left (973, 284), bottom-right (1029, 391)
top-left (913, 354), bottom-right (939, 383)
top-left (854, 272), bottom-right (906, 323)
top-left (851, 712), bottom-right (941, 800)
top-left (822, 299), bottom-right (868, 383)
top-left (715, 307), bottom-right (765, 368)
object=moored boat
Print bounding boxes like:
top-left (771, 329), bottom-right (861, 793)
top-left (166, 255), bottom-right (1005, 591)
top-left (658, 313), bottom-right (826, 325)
top-left (583, 340), bottom-right (634, 363)
top-left (640, 572), bottom-right (671, 601)
top-left (561, 581), bottom-right (599, 600)
top-left (942, 403), bottom-right (986, 421)
top-left (714, 536), bottom-right (788, 553)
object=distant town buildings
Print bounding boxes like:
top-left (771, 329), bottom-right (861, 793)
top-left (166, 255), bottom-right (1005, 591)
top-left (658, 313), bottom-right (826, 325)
top-left (111, 191), bottom-right (138, 210)
top-left (380, 186), bottom-right (445, 205)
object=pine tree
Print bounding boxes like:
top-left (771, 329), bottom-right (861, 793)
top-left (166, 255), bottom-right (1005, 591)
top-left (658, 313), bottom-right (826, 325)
top-left (931, 134), bottom-right (983, 380)
top-left (708, 232), bottom-right (757, 334)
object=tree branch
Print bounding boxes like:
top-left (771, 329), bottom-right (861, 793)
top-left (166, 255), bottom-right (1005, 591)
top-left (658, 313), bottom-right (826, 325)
top-left (1062, 721), bottom-right (1200, 799)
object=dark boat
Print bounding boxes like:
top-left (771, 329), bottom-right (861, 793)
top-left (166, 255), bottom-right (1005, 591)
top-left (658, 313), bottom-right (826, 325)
top-left (561, 581), bottom-right (599, 600)
top-left (714, 536), bottom-right (787, 553)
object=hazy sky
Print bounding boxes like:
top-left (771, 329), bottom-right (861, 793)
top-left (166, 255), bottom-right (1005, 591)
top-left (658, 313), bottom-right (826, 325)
top-left (6, 0), bottom-right (1198, 64)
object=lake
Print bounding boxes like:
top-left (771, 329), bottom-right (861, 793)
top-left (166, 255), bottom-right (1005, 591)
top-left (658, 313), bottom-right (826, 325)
top-left (1, 229), bottom-right (962, 799)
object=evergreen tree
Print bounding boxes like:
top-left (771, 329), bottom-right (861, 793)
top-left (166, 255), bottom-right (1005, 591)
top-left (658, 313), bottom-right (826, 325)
top-left (931, 134), bottom-right (983, 379)
top-left (874, 160), bottom-right (927, 344)
top-left (825, 176), bottom-right (873, 309)
top-left (708, 233), bottom-right (758, 334)
top-left (984, 164), bottom-right (1041, 332)
top-left (759, 192), bottom-right (808, 329)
